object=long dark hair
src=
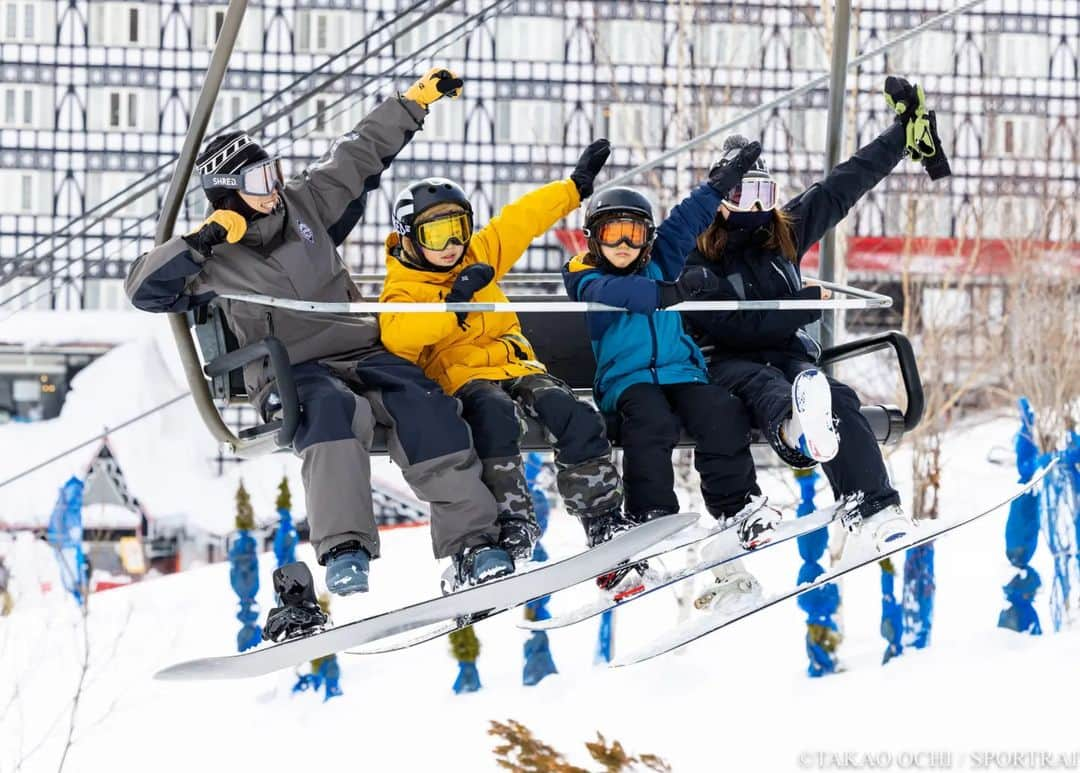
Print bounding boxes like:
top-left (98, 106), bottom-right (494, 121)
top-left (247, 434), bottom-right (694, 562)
top-left (695, 208), bottom-right (798, 266)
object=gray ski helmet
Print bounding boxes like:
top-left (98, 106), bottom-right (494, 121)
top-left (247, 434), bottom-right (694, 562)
top-left (392, 177), bottom-right (473, 241)
top-left (583, 187), bottom-right (657, 272)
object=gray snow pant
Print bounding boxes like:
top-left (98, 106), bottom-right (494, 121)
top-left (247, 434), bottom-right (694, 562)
top-left (286, 353), bottom-right (500, 562)
top-left (455, 374), bottom-right (623, 527)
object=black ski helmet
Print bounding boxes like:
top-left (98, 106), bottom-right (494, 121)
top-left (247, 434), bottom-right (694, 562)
top-left (583, 187), bottom-right (657, 273)
top-left (391, 177), bottom-right (473, 271)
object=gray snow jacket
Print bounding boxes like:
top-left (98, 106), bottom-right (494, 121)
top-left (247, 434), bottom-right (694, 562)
top-left (125, 97), bottom-right (427, 406)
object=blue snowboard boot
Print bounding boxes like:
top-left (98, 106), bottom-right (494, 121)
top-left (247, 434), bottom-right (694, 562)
top-left (324, 543), bottom-right (370, 596)
top-left (442, 543), bottom-right (515, 594)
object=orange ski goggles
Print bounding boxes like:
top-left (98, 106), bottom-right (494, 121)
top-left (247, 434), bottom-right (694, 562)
top-left (593, 218), bottom-right (654, 249)
top-left (415, 212), bottom-right (472, 251)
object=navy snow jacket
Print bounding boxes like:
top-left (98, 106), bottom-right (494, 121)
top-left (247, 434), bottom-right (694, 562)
top-left (561, 182), bottom-right (721, 413)
top-left (682, 123), bottom-right (907, 365)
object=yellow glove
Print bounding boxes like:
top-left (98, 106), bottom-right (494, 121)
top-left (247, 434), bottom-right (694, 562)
top-left (185, 209), bottom-right (247, 256)
top-left (402, 68), bottom-right (464, 109)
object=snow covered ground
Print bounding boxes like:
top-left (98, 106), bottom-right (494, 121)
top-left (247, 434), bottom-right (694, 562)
top-left (2, 413), bottom-right (1077, 773)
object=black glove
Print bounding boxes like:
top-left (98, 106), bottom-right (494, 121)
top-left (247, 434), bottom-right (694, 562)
top-left (446, 263), bottom-right (496, 328)
top-left (657, 266), bottom-right (720, 308)
top-left (920, 110), bottom-right (951, 180)
top-left (884, 76), bottom-right (951, 179)
top-left (570, 138), bottom-right (612, 198)
top-left (708, 140), bottom-right (763, 196)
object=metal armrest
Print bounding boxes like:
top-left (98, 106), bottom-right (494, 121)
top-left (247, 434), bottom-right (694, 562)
top-left (819, 330), bottom-right (924, 433)
top-left (204, 336), bottom-right (300, 447)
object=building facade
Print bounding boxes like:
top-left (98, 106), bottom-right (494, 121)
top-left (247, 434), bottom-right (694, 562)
top-left (0, 0), bottom-right (1076, 313)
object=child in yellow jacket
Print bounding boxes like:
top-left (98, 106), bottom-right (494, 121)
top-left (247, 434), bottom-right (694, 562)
top-left (379, 141), bottom-right (644, 589)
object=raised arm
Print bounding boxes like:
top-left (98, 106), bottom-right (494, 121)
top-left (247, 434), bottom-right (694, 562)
top-left (470, 139), bottom-right (608, 279)
top-left (470, 179), bottom-right (582, 280)
top-left (298, 69), bottom-right (462, 234)
top-left (783, 122), bottom-right (906, 260)
top-left (651, 183), bottom-right (723, 280)
top-left (651, 141), bottom-right (763, 280)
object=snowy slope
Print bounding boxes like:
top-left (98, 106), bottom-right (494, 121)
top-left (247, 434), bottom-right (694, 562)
top-left (2, 415), bottom-right (1076, 773)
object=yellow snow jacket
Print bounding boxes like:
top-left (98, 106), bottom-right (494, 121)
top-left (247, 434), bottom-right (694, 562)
top-left (379, 179), bottom-right (580, 395)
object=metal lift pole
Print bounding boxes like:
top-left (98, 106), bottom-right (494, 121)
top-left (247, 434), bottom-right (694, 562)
top-left (156, 0), bottom-right (249, 451)
top-left (819, 0), bottom-right (853, 354)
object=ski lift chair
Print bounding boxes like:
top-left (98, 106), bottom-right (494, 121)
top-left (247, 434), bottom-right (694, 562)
top-left (187, 289), bottom-right (924, 458)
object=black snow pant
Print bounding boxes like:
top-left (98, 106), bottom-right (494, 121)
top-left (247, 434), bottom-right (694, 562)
top-left (456, 373), bottom-right (623, 528)
top-left (709, 357), bottom-right (901, 519)
top-left (614, 381), bottom-right (759, 521)
top-left (288, 352), bottom-right (500, 562)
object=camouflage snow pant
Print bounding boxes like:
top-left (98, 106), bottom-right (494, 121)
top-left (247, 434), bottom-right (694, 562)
top-left (456, 374), bottom-right (623, 533)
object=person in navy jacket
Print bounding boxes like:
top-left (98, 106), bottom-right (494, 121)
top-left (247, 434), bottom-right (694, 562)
top-left (561, 143), bottom-right (781, 551)
top-left (681, 77), bottom-right (949, 553)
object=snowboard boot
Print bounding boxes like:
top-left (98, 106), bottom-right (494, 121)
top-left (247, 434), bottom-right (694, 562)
top-left (442, 543), bottom-right (515, 594)
top-left (580, 509), bottom-right (655, 600)
top-left (713, 495), bottom-right (783, 550)
top-left (324, 542), bottom-right (370, 596)
top-left (263, 562), bottom-right (329, 643)
top-left (841, 503), bottom-right (913, 557)
top-left (497, 514), bottom-right (542, 562)
top-left (693, 557), bottom-right (763, 616)
top-left (785, 368), bottom-right (839, 463)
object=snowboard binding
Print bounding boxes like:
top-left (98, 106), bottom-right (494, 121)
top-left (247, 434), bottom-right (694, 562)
top-left (263, 562), bottom-right (329, 643)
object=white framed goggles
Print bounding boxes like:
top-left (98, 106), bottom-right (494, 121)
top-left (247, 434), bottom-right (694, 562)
top-left (200, 157), bottom-right (284, 197)
top-left (724, 176), bottom-right (778, 212)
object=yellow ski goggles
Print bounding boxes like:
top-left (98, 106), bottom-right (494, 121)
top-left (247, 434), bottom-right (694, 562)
top-left (415, 212), bottom-right (472, 251)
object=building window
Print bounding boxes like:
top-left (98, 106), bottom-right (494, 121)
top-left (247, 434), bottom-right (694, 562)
top-left (495, 17), bottom-right (564, 62)
top-left (422, 95), bottom-right (464, 142)
top-left (786, 108), bottom-right (829, 153)
top-left (89, 3), bottom-right (157, 47)
top-left (296, 10), bottom-right (347, 54)
top-left (396, 14), bottom-right (464, 59)
top-left (209, 91), bottom-right (256, 132)
top-left (790, 26), bottom-right (828, 71)
top-left (884, 31), bottom-right (955, 75)
top-left (596, 20), bottom-right (663, 66)
top-left (0, 1), bottom-right (36, 42)
top-left (997, 115), bottom-right (1045, 158)
top-left (106, 90), bottom-right (140, 129)
top-left (989, 33), bottom-right (1050, 78)
top-left (599, 103), bottom-right (663, 148)
top-left (694, 24), bottom-right (757, 70)
top-left (86, 172), bottom-right (155, 217)
top-left (496, 100), bottom-right (564, 145)
top-left (0, 84), bottom-right (37, 127)
top-left (0, 170), bottom-right (50, 213)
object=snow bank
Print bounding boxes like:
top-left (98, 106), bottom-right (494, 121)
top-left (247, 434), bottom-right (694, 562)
top-left (2, 415), bottom-right (1076, 773)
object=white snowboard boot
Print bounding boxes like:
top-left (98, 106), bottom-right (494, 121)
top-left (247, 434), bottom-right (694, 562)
top-left (785, 369), bottom-right (839, 463)
top-left (693, 557), bottom-right (763, 616)
top-left (841, 503), bottom-right (914, 557)
top-left (716, 494), bottom-right (783, 550)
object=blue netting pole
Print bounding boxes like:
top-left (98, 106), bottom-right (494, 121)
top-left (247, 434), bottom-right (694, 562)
top-left (880, 556), bottom-right (904, 663)
top-left (46, 476), bottom-right (87, 605)
top-left (228, 530), bottom-right (261, 652)
top-left (273, 476), bottom-right (298, 568)
top-left (794, 468), bottom-right (841, 676)
top-left (523, 452), bottom-right (558, 685)
top-left (1038, 431), bottom-right (1080, 632)
top-left (900, 544), bottom-right (935, 650)
top-left (595, 609), bottom-right (614, 664)
top-left (998, 397), bottom-right (1042, 634)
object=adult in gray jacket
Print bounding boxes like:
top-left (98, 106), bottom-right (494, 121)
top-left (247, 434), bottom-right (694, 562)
top-left (125, 70), bottom-right (513, 627)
